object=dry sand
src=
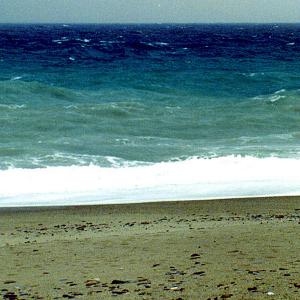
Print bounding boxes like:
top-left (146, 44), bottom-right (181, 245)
top-left (0, 196), bottom-right (299, 299)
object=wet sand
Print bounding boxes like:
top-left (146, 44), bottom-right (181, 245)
top-left (0, 196), bottom-right (299, 299)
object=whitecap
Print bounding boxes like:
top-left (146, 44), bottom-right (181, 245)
top-left (64, 105), bottom-right (78, 109)
top-left (11, 76), bottom-right (22, 81)
top-left (274, 89), bottom-right (286, 94)
top-left (76, 38), bottom-right (90, 43)
top-left (52, 39), bottom-right (63, 44)
top-left (0, 104), bottom-right (26, 110)
top-left (269, 95), bottom-right (285, 103)
top-left (155, 42), bottom-right (169, 46)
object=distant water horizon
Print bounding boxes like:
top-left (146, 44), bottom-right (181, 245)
top-left (1, 22), bottom-right (300, 25)
top-left (1, 24), bottom-right (300, 206)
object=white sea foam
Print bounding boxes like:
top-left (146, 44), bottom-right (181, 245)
top-left (0, 104), bottom-right (26, 110)
top-left (154, 42), bottom-right (169, 46)
top-left (11, 76), bottom-right (23, 81)
top-left (269, 95), bottom-right (286, 103)
top-left (0, 156), bottom-right (299, 207)
top-left (254, 88), bottom-right (290, 103)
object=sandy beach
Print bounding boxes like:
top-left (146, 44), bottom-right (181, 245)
top-left (0, 197), bottom-right (299, 299)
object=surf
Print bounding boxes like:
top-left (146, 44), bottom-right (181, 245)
top-left (0, 156), bottom-right (299, 207)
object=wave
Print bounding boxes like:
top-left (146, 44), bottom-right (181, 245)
top-left (0, 156), bottom-right (299, 207)
top-left (0, 80), bottom-right (87, 104)
top-left (254, 88), bottom-right (300, 104)
top-left (0, 80), bottom-right (169, 106)
top-left (0, 103), bottom-right (26, 110)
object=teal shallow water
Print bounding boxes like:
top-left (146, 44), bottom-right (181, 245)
top-left (1, 80), bottom-right (300, 169)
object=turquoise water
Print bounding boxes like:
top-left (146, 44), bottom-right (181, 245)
top-left (1, 78), bottom-right (300, 169)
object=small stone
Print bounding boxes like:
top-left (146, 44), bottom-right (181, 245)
top-left (62, 294), bottom-right (75, 299)
top-left (137, 278), bottom-right (151, 285)
top-left (137, 277), bottom-right (150, 282)
top-left (248, 270), bottom-right (260, 275)
top-left (190, 253), bottom-right (200, 259)
top-left (267, 291), bottom-right (275, 296)
top-left (76, 225), bottom-right (86, 231)
top-left (248, 287), bottom-right (257, 292)
top-left (111, 279), bottom-right (129, 284)
top-left (275, 214), bottom-right (284, 219)
top-left (3, 280), bottom-right (16, 284)
top-left (192, 271), bottom-right (205, 276)
top-left (3, 292), bottom-right (17, 300)
top-left (294, 283), bottom-right (300, 288)
top-left (112, 288), bottom-right (129, 295)
top-left (85, 278), bottom-right (100, 287)
top-left (221, 294), bottom-right (233, 299)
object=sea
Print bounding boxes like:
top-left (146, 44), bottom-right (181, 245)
top-left (1, 23), bottom-right (300, 207)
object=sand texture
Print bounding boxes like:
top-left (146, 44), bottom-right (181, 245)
top-left (0, 197), bottom-right (299, 299)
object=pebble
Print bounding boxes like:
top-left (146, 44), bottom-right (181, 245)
top-left (3, 280), bottom-right (16, 284)
top-left (190, 253), bottom-right (200, 259)
top-left (221, 293), bottom-right (233, 299)
top-left (192, 271), bottom-right (205, 276)
top-left (111, 288), bottom-right (129, 295)
top-left (85, 278), bottom-right (100, 287)
top-left (111, 279), bottom-right (129, 284)
top-left (3, 292), bottom-right (18, 300)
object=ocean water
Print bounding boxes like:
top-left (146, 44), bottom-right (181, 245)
top-left (1, 24), bottom-right (300, 206)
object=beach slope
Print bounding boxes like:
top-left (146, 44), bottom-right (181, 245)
top-left (0, 197), bottom-right (299, 299)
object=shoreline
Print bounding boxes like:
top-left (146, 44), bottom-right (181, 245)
top-left (1, 193), bottom-right (300, 210)
top-left (1, 196), bottom-right (299, 299)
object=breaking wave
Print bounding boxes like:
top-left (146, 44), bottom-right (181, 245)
top-left (1, 156), bottom-right (300, 207)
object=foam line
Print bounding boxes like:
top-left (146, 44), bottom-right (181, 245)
top-left (0, 156), bottom-right (299, 207)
